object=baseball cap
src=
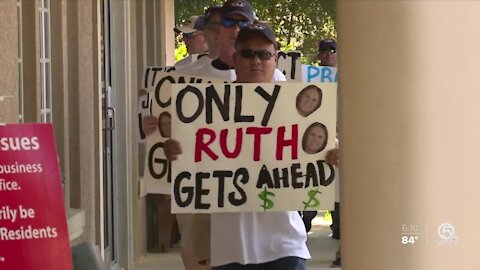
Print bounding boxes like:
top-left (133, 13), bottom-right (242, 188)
top-left (175, 15), bottom-right (205, 34)
top-left (236, 22), bottom-right (276, 46)
top-left (220, 0), bottom-right (255, 22)
top-left (319, 39), bottom-right (337, 50)
top-left (205, 6), bottom-right (222, 22)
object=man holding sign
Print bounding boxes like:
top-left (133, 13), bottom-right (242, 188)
top-left (168, 1), bottom-right (287, 268)
top-left (166, 22), bottom-right (314, 270)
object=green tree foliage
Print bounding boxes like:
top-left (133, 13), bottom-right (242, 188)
top-left (174, 0), bottom-right (336, 64)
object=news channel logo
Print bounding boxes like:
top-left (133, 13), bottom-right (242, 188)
top-left (437, 223), bottom-right (458, 245)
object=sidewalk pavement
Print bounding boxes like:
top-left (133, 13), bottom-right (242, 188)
top-left (135, 215), bottom-right (340, 270)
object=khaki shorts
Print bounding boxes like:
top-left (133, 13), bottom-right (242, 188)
top-left (176, 213), bottom-right (210, 263)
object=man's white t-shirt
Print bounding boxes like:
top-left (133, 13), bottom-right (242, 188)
top-left (175, 54), bottom-right (195, 67)
top-left (176, 55), bottom-right (213, 74)
top-left (183, 58), bottom-right (287, 82)
top-left (185, 59), bottom-right (236, 81)
top-left (184, 60), bottom-right (310, 267)
top-left (211, 212), bottom-right (311, 266)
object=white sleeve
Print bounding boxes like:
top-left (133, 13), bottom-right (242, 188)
top-left (273, 68), bottom-right (287, 82)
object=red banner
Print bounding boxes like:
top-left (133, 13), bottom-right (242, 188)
top-left (0, 123), bottom-right (72, 270)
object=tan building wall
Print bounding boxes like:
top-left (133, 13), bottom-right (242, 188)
top-left (20, 0), bottom-right (40, 123)
top-left (0, 0), bottom-right (177, 267)
top-left (338, 1), bottom-right (480, 269)
top-left (133, 0), bottom-right (175, 261)
top-left (3, 0), bottom-right (101, 254)
top-left (0, 0), bottom-right (19, 123)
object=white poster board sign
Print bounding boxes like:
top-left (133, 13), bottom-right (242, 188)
top-left (302, 65), bottom-right (338, 83)
top-left (277, 51), bottom-right (303, 82)
top-left (139, 69), bottom-right (221, 194)
top-left (171, 82), bottom-right (337, 213)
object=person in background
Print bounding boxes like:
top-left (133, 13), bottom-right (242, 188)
top-left (143, 14), bottom-right (212, 270)
top-left (326, 146), bottom-right (340, 268)
top-left (185, 0), bottom-right (286, 81)
top-left (300, 39), bottom-right (339, 235)
top-left (176, 6), bottom-right (222, 74)
top-left (168, 2), bottom-right (263, 269)
top-left (175, 15), bottom-right (209, 67)
top-left (318, 38), bottom-right (337, 67)
top-left (318, 38), bottom-right (341, 268)
top-left (153, 2), bottom-right (286, 265)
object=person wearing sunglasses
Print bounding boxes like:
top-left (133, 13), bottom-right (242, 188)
top-left (210, 22), bottom-right (310, 270)
top-left (317, 38), bottom-right (341, 268)
top-left (176, 6), bottom-right (222, 74)
top-left (318, 38), bottom-right (337, 67)
top-left (183, 0), bottom-right (285, 82)
top-left (170, 2), bottom-right (259, 269)
top-left (175, 15), bottom-right (209, 67)
top-left (231, 25), bottom-right (279, 83)
top-left (174, 15), bottom-right (213, 270)
top-left (166, 2), bottom-right (287, 268)
top-left (200, 6), bottom-right (222, 61)
top-left (205, 0), bottom-right (257, 80)
top-left (165, 22), bottom-right (311, 270)
top-left (300, 39), bottom-right (338, 236)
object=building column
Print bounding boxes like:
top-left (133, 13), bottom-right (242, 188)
top-left (66, 0), bottom-right (100, 247)
top-left (338, 1), bottom-right (480, 269)
top-left (0, 0), bottom-right (19, 123)
top-left (158, 0), bottom-right (175, 66)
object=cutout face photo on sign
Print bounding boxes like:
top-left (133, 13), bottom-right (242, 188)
top-left (302, 122), bottom-right (328, 154)
top-left (158, 111), bottom-right (172, 138)
top-left (296, 85), bottom-right (323, 117)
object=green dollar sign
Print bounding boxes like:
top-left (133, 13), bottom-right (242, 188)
top-left (303, 189), bottom-right (321, 210)
top-left (258, 186), bottom-right (275, 211)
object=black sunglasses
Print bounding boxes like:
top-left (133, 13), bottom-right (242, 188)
top-left (222, 18), bottom-right (250, 29)
top-left (239, 49), bottom-right (276, 60)
top-left (320, 48), bottom-right (336, 54)
top-left (182, 32), bottom-right (200, 39)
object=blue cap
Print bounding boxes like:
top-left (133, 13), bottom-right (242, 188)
top-left (221, 0), bottom-right (255, 22)
top-left (319, 39), bottom-right (337, 50)
top-left (236, 22), bottom-right (276, 46)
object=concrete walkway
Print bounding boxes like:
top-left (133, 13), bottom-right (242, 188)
top-left (135, 215), bottom-right (340, 270)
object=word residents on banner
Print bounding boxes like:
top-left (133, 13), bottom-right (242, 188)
top-left (138, 67), bottom-right (221, 194)
top-left (0, 123), bottom-right (73, 270)
top-left (171, 83), bottom-right (337, 213)
top-left (302, 65), bottom-right (338, 83)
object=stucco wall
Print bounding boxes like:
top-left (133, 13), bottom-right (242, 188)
top-left (0, 0), bottom-right (19, 123)
top-left (338, 1), bottom-right (480, 269)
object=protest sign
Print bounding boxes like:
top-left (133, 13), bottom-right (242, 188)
top-left (302, 65), bottom-right (338, 83)
top-left (139, 69), bottom-right (222, 194)
top-left (0, 123), bottom-right (72, 270)
top-left (171, 83), bottom-right (337, 213)
top-left (277, 51), bottom-right (303, 82)
top-left (138, 67), bottom-right (176, 140)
